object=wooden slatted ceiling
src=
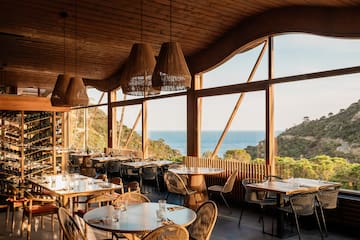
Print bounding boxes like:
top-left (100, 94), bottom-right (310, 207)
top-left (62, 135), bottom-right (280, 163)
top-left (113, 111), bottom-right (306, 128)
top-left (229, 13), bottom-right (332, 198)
top-left (0, 0), bottom-right (359, 93)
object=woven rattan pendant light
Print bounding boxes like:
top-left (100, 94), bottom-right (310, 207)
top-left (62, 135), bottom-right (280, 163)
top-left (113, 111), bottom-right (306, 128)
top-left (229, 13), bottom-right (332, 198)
top-left (120, 0), bottom-right (159, 96)
top-left (120, 43), bottom-right (159, 96)
top-left (51, 12), bottom-right (71, 106)
top-left (65, 1), bottom-right (88, 106)
top-left (152, 0), bottom-right (191, 91)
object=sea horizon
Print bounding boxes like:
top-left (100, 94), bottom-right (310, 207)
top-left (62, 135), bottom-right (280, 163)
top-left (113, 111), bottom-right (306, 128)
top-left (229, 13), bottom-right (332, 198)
top-left (149, 130), bottom-right (282, 157)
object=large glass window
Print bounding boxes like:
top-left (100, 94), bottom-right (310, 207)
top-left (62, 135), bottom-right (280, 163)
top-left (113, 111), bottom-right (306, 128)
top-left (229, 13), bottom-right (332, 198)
top-left (274, 74), bottom-right (360, 190)
top-left (273, 34), bottom-right (360, 190)
top-left (86, 106), bottom-right (108, 152)
top-left (114, 104), bottom-right (142, 153)
top-left (274, 34), bottom-right (360, 78)
top-left (202, 42), bottom-right (268, 89)
top-left (69, 108), bottom-right (85, 151)
top-left (147, 96), bottom-right (186, 161)
top-left (199, 92), bottom-right (265, 160)
top-left (87, 87), bottom-right (108, 105)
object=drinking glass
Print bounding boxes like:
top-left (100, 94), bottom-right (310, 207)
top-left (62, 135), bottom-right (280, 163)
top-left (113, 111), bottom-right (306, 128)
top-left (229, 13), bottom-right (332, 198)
top-left (157, 199), bottom-right (167, 221)
top-left (115, 199), bottom-right (128, 212)
top-left (158, 199), bottom-right (166, 211)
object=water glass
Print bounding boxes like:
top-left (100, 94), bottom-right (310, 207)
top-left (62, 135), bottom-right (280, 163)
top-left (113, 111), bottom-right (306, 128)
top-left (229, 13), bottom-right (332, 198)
top-left (115, 199), bottom-right (128, 212)
top-left (158, 199), bottom-right (166, 211)
top-left (157, 199), bottom-right (167, 221)
top-left (156, 208), bottom-right (166, 221)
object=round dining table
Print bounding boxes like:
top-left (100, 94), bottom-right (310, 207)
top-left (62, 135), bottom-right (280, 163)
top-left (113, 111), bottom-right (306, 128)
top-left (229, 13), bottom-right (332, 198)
top-left (169, 167), bottom-right (224, 209)
top-left (83, 202), bottom-right (196, 239)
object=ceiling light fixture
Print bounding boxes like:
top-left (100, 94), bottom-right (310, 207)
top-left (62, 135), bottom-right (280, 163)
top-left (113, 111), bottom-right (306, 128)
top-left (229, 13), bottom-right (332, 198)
top-left (152, 0), bottom-right (191, 91)
top-left (120, 0), bottom-right (159, 96)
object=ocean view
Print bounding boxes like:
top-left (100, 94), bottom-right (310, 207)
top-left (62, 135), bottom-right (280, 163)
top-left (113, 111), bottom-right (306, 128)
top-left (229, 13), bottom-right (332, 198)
top-left (149, 130), bottom-right (277, 157)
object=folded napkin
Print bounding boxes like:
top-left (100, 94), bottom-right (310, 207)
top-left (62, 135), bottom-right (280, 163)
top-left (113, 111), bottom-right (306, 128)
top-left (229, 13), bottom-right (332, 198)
top-left (167, 206), bottom-right (185, 212)
top-left (162, 219), bottom-right (174, 225)
top-left (87, 219), bottom-right (102, 224)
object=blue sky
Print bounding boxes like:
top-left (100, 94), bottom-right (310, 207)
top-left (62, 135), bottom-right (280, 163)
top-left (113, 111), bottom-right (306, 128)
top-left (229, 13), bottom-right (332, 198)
top-left (89, 33), bottom-right (360, 131)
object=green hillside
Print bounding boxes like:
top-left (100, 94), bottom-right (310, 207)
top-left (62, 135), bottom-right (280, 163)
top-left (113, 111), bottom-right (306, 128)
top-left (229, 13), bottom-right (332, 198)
top-left (70, 108), bottom-right (182, 160)
top-left (246, 99), bottom-right (360, 163)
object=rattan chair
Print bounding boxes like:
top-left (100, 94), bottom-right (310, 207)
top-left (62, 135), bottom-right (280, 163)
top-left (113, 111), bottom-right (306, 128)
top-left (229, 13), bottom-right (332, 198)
top-left (164, 171), bottom-right (198, 206)
top-left (208, 169), bottom-right (237, 208)
top-left (126, 181), bottom-right (141, 193)
top-left (142, 224), bottom-right (189, 240)
top-left (110, 177), bottom-right (125, 194)
top-left (112, 192), bottom-right (150, 240)
top-left (316, 187), bottom-right (340, 237)
top-left (58, 207), bottom-right (86, 240)
top-left (75, 193), bottom-right (115, 217)
top-left (80, 167), bottom-right (97, 178)
top-left (187, 200), bottom-right (218, 240)
top-left (238, 178), bottom-right (277, 233)
top-left (279, 192), bottom-right (323, 240)
top-left (112, 191), bottom-right (150, 205)
top-left (96, 173), bottom-right (108, 182)
top-left (73, 214), bottom-right (97, 240)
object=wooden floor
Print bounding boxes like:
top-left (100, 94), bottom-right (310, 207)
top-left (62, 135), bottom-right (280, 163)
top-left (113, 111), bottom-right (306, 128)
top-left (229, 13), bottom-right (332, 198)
top-left (0, 189), bottom-right (358, 240)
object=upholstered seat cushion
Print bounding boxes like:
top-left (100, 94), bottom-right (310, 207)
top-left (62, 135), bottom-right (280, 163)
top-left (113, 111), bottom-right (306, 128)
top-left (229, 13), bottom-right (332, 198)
top-left (207, 185), bottom-right (222, 192)
top-left (26, 203), bottom-right (58, 215)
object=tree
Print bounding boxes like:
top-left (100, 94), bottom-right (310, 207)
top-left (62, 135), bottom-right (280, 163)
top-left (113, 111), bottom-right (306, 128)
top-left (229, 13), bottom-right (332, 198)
top-left (223, 149), bottom-right (251, 161)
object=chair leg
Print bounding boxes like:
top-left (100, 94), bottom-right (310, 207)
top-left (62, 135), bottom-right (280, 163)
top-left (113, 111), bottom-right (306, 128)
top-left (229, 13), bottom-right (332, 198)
top-left (11, 206), bottom-right (16, 232)
top-left (293, 213), bottom-right (301, 240)
top-left (260, 208), bottom-right (265, 233)
top-left (27, 213), bottom-right (32, 240)
top-left (238, 202), bottom-right (246, 227)
top-left (155, 176), bottom-right (160, 192)
top-left (21, 211), bottom-right (25, 237)
top-left (220, 192), bottom-right (230, 209)
top-left (314, 207), bottom-right (324, 240)
top-left (318, 205), bottom-right (328, 237)
top-left (5, 206), bottom-right (9, 227)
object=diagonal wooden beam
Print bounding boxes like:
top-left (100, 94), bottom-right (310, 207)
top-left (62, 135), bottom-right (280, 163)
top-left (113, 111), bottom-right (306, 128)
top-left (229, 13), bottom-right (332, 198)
top-left (124, 108), bottom-right (142, 148)
top-left (211, 40), bottom-right (268, 158)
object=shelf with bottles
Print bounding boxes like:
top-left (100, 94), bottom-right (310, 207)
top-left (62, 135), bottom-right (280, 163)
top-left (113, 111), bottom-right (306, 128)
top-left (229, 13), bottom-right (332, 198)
top-left (24, 123), bottom-right (52, 135)
top-left (1, 124), bottom-right (20, 139)
top-left (24, 163), bottom-right (53, 177)
top-left (0, 111), bottom-right (21, 123)
top-left (23, 112), bottom-right (52, 124)
top-left (26, 151), bottom-right (52, 161)
top-left (0, 110), bottom-right (64, 179)
top-left (24, 134), bottom-right (52, 145)
top-left (0, 160), bottom-right (22, 176)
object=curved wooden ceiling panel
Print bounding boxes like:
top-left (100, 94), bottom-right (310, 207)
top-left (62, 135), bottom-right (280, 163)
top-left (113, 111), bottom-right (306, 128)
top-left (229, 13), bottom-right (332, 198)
top-left (0, 0), bottom-right (359, 93)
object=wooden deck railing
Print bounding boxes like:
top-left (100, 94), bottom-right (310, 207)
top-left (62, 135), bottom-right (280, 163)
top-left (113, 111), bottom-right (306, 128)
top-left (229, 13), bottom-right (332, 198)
top-left (184, 156), bottom-right (271, 202)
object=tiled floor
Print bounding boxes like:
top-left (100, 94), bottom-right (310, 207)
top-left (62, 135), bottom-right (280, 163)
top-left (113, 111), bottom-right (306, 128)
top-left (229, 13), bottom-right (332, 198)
top-left (0, 189), bottom-right (358, 240)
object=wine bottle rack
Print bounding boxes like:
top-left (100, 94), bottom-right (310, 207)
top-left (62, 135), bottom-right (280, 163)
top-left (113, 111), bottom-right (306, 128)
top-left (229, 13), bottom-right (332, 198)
top-left (0, 110), bottom-right (64, 181)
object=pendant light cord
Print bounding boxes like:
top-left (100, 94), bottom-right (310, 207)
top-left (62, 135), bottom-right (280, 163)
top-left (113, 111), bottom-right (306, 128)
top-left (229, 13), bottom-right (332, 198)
top-left (63, 13), bottom-right (66, 74)
top-left (140, 0), bottom-right (143, 43)
top-left (170, 0), bottom-right (172, 42)
top-left (60, 11), bottom-right (68, 75)
top-left (74, 0), bottom-right (78, 77)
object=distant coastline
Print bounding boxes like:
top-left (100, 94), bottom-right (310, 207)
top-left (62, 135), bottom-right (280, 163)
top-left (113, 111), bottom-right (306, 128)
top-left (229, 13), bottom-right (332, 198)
top-left (149, 130), bottom-right (282, 156)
